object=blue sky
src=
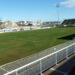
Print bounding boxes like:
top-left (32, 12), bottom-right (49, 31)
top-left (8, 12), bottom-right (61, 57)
top-left (0, 0), bottom-right (75, 22)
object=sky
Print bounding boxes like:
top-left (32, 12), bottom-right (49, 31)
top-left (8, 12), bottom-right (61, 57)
top-left (0, 0), bottom-right (75, 22)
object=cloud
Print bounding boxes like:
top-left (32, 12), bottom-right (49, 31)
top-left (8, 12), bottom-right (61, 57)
top-left (60, 0), bottom-right (75, 8)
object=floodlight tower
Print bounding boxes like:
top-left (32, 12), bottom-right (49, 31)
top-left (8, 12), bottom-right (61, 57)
top-left (56, 4), bottom-right (60, 25)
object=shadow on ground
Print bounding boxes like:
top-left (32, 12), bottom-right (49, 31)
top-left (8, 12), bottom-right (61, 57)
top-left (58, 34), bottom-right (75, 40)
top-left (49, 55), bottom-right (75, 75)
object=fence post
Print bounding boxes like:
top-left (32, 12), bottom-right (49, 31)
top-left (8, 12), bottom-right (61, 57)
top-left (54, 48), bottom-right (57, 65)
top-left (66, 48), bottom-right (68, 59)
top-left (40, 60), bottom-right (43, 75)
top-left (74, 44), bottom-right (75, 55)
top-left (16, 70), bottom-right (18, 75)
top-left (27, 69), bottom-right (29, 75)
top-left (73, 39), bottom-right (75, 54)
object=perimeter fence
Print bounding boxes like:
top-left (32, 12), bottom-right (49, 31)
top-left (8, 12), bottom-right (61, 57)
top-left (0, 40), bottom-right (75, 75)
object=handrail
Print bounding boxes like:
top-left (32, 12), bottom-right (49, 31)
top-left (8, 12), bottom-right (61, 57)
top-left (4, 42), bottom-right (75, 75)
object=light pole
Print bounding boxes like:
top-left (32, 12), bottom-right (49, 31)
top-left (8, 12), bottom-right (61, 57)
top-left (56, 4), bottom-right (60, 25)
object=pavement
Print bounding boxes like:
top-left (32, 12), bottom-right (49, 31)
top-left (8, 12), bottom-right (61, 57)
top-left (43, 54), bottom-right (75, 75)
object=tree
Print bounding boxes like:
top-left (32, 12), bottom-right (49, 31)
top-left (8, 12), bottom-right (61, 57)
top-left (28, 23), bottom-right (33, 30)
top-left (0, 19), bottom-right (2, 26)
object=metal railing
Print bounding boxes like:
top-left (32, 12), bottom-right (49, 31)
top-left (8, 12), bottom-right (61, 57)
top-left (0, 40), bottom-right (75, 75)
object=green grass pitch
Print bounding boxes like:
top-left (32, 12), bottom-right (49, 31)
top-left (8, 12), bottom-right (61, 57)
top-left (0, 27), bottom-right (75, 65)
